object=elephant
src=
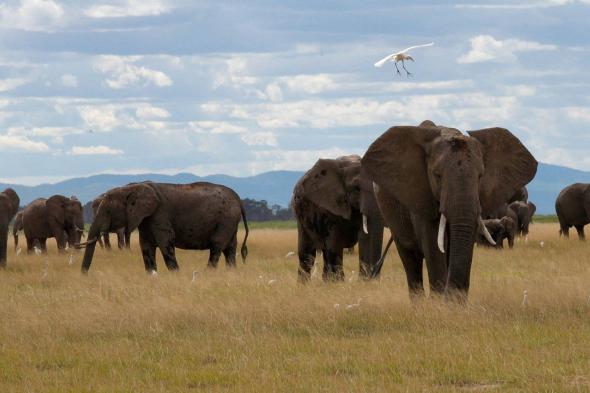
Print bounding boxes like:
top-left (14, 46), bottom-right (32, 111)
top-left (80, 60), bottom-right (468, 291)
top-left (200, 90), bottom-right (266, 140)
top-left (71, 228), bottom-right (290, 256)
top-left (78, 181), bottom-right (249, 273)
top-left (555, 183), bottom-right (590, 240)
top-left (361, 121), bottom-right (537, 299)
top-left (508, 200), bottom-right (536, 236)
top-left (0, 188), bottom-right (20, 266)
top-left (92, 194), bottom-right (130, 250)
top-left (292, 155), bottom-right (385, 282)
top-left (476, 216), bottom-right (516, 249)
top-left (508, 186), bottom-right (528, 204)
top-left (22, 195), bottom-right (84, 254)
top-left (13, 211), bottom-right (23, 250)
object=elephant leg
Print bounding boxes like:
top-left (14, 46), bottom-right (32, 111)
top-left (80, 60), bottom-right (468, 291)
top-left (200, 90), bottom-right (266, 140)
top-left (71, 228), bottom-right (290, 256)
top-left (103, 233), bottom-right (112, 250)
top-left (0, 223), bottom-right (8, 267)
top-left (138, 230), bottom-right (157, 272)
top-left (395, 239), bottom-right (425, 298)
top-left (575, 225), bottom-right (585, 241)
top-left (116, 230), bottom-right (125, 250)
top-left (26, 236), bottom-right (34, 254)
top-left (97, 236), bottom-right (105, 249)
top-left (222, 234), bottom-right (238, 267)
top-left (207, 248), bottom-right (222, 269)
top-left (322, 248), bottom-right (344, 282)
top-left (297, 225), bottom-right (316, 283)
top-left (152, 230), bottom-right (178, 271)
top-left (508, 235), bottom-right (514, 249)
top-left (39, 239), bottom-right (47, 253)
top-left (561, 225), bottom-right (570, 238)
top-left (125, 230), bottom-right (131, 249)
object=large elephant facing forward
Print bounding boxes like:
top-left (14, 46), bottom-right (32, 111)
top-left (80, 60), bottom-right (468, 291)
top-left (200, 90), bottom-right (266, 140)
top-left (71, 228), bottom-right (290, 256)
top-left (362, 121), bottom-right (537, 299)
top-left (0, 188), bottom-right (20, 266)
top-left (556, 183), bottom-right (590, 240)
top-left (292, 155), bottom-right (384, 282)
top-left (78, 182), bottom-right (249, 273)
top-left (22, 195), bottom-right (84, 254)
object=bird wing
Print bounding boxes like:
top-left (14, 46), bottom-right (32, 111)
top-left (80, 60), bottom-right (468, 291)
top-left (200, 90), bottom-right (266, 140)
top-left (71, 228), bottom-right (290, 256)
top-left (374, 53), bottom-right (397, 68)
top-left (399, 42), bottom-right (434, 53)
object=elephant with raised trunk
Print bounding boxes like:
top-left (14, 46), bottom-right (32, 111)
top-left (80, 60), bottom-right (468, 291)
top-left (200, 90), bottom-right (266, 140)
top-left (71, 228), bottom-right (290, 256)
top-left (362, 121), bottom-right (537, 300)
top-left (292, 155), bottom-right (385, 282)
top-left (0, 188), bottom-right (20, 266)
top-left (476, 217), bottom-right (516, 249)
top-left (508, 200), bottom-right (536, 237)
top-left (22, 195), bottom-right (84, 254)
top-left (556, 183), bottom-right (590, 240)
top-left (78, 182), bottom-right (249, 273)
top-left (92, 194), bottom-right (130, 250)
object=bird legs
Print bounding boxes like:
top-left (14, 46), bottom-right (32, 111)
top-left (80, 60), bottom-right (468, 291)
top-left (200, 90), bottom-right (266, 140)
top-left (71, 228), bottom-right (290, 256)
top-left (401, 60), bottom-right (412, 77)
top-left (394, 62), bottom-right (401, 76)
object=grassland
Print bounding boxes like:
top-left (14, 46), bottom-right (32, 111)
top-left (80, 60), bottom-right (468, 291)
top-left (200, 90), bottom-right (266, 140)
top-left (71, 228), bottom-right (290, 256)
top-left (1, 223), bottom-right (589, 392)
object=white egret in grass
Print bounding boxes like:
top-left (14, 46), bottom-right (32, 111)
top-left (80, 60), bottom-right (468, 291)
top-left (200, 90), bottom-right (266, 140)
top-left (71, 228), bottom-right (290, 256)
top-left (151, 270), bottom-right (158, 277)
top-left (68, 254), bottom-right (74, 265)
top-left (334, 303), bottom-right (340, 310)
top-left (346, 298), bottom-right (362, 310)
top-left (374, 42), bottom-right (434, 77)
top-left (539, 241), bottom-right (545, 248)
top-left (285, 251), bottom-right (296, 258)
top-left (191, 271), bottom-right (198, 283)
top-left (522, 290), bottom-right (528, 307)
top-left (34, 246), bottom-right (42, 255)
top-left (267, 279), bottom-right (277, 285)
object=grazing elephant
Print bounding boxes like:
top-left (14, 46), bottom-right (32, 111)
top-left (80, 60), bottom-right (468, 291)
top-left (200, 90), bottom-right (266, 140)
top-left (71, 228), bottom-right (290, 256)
top-left (292, 155), bottom-right (385, 282)
top-left (362, 121), bottom-right (537, 299)
top-left (22, 195), bottom-right (84, 254)
top-left (92, 195), bottom-right (130, 250)
top-left (556, 183), bottom-right (590, 240)
top-left (78, 182), bottom-right (249, 273)
top-left (476, 216), bottom-right (516, 249)
top-left (508, 200), bottom-right (536, 236)
top-left (13, 211), bottom-right (23, 250)
top-left (0, 188), bottom-right (20, 266)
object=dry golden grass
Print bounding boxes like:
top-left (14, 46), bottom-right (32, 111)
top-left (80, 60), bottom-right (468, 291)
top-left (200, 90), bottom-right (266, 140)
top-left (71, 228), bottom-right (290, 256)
top-left (1, 223), bottom-right (590, 392)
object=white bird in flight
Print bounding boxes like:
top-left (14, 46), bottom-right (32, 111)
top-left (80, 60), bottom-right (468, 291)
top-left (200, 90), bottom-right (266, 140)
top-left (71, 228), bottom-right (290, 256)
top-left (374, 42), bottom-right (434, 77)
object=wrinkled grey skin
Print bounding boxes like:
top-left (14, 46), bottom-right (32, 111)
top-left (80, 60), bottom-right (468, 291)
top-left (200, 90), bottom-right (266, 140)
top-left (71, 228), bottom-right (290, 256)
top-left (22, 195), bottom-right (84, 254)
top-left (556, 183), bottom-right (590, 240)
top-left (508, 186), bottom-right (528, 204)
top-left (508, 200), bottom-right (536, 236)
top-left (80, 182), bottom-right (249, 273)
top-left (92, 194), bottom-right (130, 250)
top-left (362, 120), bottom-right (537, 300)
top-left (292, 155), bottom-right (385, 282)
top-left (0, 188), bottom-right (20, 266)
top-left (477, 217), bottom-right (516, 249)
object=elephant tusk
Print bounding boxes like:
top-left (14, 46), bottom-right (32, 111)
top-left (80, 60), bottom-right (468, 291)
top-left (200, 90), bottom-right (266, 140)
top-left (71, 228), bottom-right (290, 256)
top-left (479, 217), bottom-right (496, 246)
top-left (372, 182), bottom-right (380, 194)
top-left (362, 214), bottom-right (368, 234)
top-left (74, 237), bottom-right (98, 249)
top-left (437, 214), bottom-right (446, 253)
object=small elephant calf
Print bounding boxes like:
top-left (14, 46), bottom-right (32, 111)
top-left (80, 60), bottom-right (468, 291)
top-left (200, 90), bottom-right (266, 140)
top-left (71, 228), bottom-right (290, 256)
top-left (476, 216), bottom-right (516, 249)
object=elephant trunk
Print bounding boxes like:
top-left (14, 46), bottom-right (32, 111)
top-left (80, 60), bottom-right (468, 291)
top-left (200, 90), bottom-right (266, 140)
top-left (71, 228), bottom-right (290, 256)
top-left (358, 213), bottom-right (384, 279)
top-left (80, 220), bottom-right (104, 273)
top-left (446, 215), bottom-right (477, 300)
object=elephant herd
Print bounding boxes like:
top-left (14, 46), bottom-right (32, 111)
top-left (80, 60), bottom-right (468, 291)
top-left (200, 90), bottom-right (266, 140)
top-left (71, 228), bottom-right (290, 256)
top-left (0, 120), bottom-right (589, 302)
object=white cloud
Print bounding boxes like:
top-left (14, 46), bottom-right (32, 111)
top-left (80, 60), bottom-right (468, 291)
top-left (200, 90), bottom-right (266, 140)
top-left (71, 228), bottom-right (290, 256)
top-left (0, 134), bottom-right (49, 152)
top-left (279, 74), bottom-right (336, 94)
top-left (135, 104), bottom-right (170, 119)
top-left (265, 83), bottom-right (283, 102)
top-left (458, 35), bottom-right (557, 64)
top-left (69, 145), bottom-right (124, 155)
top-left (189, 121), bottom-right (247, 134)
top-left (456, 1), bottom-right (590, 9)
top-left (566, 107), bottom-right (590, 123)
top-left (85, 0), bottom-right (170, 18)
top-left (0, 78), bottom-right (31, 91)
top-left (241, 131), bottom-right (278, 147)
top-left (212, 58), bottom-right (258, 89)
top-left (60, 74), bottom-right (78, 88)
top-left (77, 102), bottom-right (171, 132)
top-left (93, 55), bottom-right (173, 89)
top-left (0, 0), bottom-right (64, 32)
top-left (7, 126), bottom-right (83, 143)
top-left (253, 147), bottom-right (355, 172)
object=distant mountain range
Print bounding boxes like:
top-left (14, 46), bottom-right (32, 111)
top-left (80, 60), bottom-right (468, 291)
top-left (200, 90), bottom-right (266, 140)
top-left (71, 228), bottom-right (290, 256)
top-left (1, 163), bottom-right (589, 214)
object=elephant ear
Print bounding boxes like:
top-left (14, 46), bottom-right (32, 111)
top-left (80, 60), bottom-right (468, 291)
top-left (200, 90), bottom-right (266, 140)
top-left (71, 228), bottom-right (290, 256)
top-left (297, 157), bottom-right (357, 219)
top-left (126, 183), bottom-right (159, 231)
top-left (46, 195), bottom-right (68, 227)
top-left (2, 188), bottom-right (20, 214)
top-left (362, 126), bottom-right (441, 219)
top-left (468, 128), bottom-right (538, 216)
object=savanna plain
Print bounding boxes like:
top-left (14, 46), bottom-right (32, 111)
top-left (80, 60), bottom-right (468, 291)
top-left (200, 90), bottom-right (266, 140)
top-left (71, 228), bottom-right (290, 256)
top-left (1, 222), bottom-right (590, 392)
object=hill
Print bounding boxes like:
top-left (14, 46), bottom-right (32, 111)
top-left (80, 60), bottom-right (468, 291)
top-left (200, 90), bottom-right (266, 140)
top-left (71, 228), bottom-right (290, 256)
top-left (2, 163), bottom-right (590, 214)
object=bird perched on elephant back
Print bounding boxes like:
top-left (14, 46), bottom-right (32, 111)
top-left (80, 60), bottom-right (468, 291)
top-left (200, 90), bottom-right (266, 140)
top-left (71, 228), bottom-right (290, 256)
top-left (22, 195), bottom-right (84, 254)
top-left (476, 216), bottom-right (516, 249)
top-left (92, 194), bottom-right (130, 250)
top-left (78, 182), bottom-right (249, 273)
top-left (508, 200), bottom-right (536, 237)
top-left (0, 188), bottom-right (20, 266)
top-left (292, 155), bottom-right (385, 282)
top-left (555, 183), bottom-right (590, 240)
top-left (362, 120), bottom-right (537, 300)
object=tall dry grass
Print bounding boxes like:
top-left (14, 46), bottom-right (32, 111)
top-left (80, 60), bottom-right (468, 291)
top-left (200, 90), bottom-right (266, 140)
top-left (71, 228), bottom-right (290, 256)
top-left (0, 223), bottom-right (589, 392)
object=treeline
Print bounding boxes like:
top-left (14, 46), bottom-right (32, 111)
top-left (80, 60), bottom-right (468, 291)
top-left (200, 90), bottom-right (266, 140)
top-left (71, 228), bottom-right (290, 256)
top-left (82, 198), bottom-right (293, 224)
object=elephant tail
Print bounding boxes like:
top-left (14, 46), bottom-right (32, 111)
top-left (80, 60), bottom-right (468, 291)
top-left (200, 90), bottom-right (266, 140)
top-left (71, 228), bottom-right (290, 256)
top-left (239, 201), bottom-right (249, 263)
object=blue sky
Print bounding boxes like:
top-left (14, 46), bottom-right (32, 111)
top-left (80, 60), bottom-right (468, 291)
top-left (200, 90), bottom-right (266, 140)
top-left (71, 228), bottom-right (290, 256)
top-left (0, 0), bottom-right (588, 185)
